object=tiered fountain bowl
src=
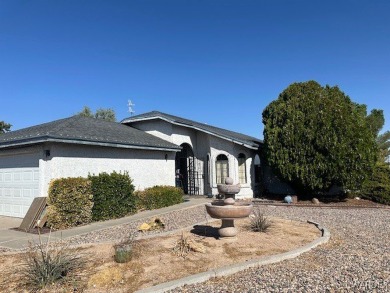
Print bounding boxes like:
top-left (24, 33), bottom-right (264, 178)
top-left (205, 177), bottom-right (253, 237)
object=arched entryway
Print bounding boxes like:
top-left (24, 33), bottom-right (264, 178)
top-left (175, 143), bottom-right (196, 195)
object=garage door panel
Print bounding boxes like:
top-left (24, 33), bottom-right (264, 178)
top-left (4, 172), bottom-right (12, 181)
top-left (0, 168), bottom-right (39, 218)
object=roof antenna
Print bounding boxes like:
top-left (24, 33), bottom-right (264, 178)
top-left (128, 100), bottom-right (135, 116)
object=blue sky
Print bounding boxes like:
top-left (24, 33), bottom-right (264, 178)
top-left (1, 0), bottom-right (389, 139)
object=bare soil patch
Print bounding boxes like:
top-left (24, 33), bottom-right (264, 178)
top-left (0, 217), bottom-right (319, 293)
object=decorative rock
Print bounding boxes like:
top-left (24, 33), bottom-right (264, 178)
top-left (138, 222), bottom-right (151, 231)
top-left (355, 197), bottom-right (361, 200)
top-left (312, 198), bottom-right (320, 205)
top-left (284, 195), bottom-right (293, 204)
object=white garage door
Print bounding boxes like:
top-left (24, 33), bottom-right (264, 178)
top-left (0, 168), bottom-right (40, 218)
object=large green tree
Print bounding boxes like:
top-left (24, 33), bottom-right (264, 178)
top-left (0, 121), bottom-right (11, 133)
top-left (262, 81), bottom-right (378, 195)
top-left (77, 106), bottom-right (116, 122)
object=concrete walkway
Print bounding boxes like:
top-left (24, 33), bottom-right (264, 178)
top-left (0, 196), bottom-right (210, 250)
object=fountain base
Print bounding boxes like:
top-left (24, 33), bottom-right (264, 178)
top-left (219, 219), bottom-right (237, 237)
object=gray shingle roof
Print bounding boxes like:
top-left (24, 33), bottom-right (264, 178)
top-left (0, 115), bottom-right (181, 151)
top-left (121, 111), bottom-right (262, 149)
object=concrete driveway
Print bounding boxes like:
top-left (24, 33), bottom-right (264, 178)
top-left (0, 216), bottom-right (22, 230)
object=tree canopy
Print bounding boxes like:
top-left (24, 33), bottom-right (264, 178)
top-left (377, 131), bottom-right (390, 163)
top-left (77, 106), bottom-right (116, 122)
top-left (0, 121), bottom-right (11, 133)
top-left (262, 81), bottom-right (378, 195)
top-left (366, 109), bottom-right (385, 137)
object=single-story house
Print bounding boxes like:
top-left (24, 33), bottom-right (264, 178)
top-left (0, 111), bottom-right (264, 218)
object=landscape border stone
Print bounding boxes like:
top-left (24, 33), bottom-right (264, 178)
top-left (135, 220), bottom-right (330, 293)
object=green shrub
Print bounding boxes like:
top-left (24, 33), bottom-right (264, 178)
top-left (89, 171), bottom-right (135, 221)
top-left (135, 185), bottom-right (184, 210)
top-left (46, 177), bottom-right (93, 229)
top-left (361, 163), bottom-right (390, 205)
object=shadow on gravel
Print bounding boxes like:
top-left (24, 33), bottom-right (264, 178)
top-left (191, 225), bottom-right (220, 239)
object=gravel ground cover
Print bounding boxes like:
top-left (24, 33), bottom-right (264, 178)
top-left (65, 204), bottom-right (211, 246)
top-left (2, 201), bottom-right (389, 292)
top-left (170, 206), bottom-right (390, 293)
top-left (0, 247), bottom-right (12, 253)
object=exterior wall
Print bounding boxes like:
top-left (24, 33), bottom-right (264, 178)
top-left (0, 146), bottom-right (43, 168)
top-left (170, 125), bottom-right (197, 149)
top-left (130, 120), bottom-right (173, 142)
top-left (40, 143), bottom-right (176, 196)
top-left (131, 120), bottom-right (199, 150)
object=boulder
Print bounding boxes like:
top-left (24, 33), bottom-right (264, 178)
top-left (138, 222), bottom-right (151, 231)
top-left (312, 198), bottom-right (320, 205)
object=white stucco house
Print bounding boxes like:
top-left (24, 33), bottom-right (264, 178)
top-left (0, 111), bottom-right (263, 218)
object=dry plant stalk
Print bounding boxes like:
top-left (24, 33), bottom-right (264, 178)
top-left (172, 232), bottom-right (205, 258)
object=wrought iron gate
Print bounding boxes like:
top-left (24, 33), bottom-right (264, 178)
top-left (175, 144), bottom-right (203, 195)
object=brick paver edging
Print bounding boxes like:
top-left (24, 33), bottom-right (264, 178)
top-left (135, 221), bottom-right (330, 293)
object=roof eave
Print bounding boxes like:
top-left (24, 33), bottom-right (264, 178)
top-left (0, 137), bottom-right (180, 152)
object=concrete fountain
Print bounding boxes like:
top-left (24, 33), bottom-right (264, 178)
top-left (205, 177), bottom-right (253, 237)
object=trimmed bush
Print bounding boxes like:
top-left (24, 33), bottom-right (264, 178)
top-left (46, 178), bottom-right (93, 230)
top-left (136, 185), bottom-right (184, 210)
top-left (361, 163), bottom-right (390, 205)
top-left (89, 171), bottom-right (135, 221)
